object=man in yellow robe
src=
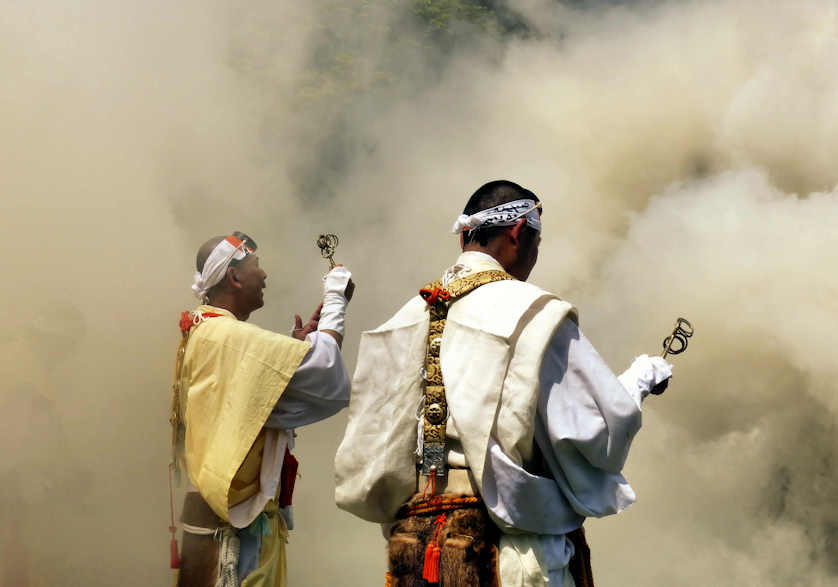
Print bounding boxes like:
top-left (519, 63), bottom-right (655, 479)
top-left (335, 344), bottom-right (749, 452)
top-left (171, 231), bottom-right (353, 586)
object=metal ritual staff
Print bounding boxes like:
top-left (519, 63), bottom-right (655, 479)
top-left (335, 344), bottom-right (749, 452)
top-left (661, 317), bottom-right (694, 359)
top-left (316, 233), bottom-right (339, 269)
top-left (649, 317), bottom-right (693, 396)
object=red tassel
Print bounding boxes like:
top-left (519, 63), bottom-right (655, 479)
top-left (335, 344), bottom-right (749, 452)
top-left (168, 464), bottom-right (181, 569)
top-left (169, 529), bottom-right (181, 569)
top-left (422, 513), bottom-right (446, 583)
top-left (422, 543), bottom-right (441, 583)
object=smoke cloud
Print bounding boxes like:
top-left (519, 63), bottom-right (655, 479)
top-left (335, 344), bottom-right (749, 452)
top-left (2, 0), bottom-right (836, 585)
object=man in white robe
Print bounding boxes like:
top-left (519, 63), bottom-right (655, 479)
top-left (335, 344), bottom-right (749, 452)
top-left (171, 231), bottom-right (354, 586)
top-left (335, 181), bottom-right (671, 586)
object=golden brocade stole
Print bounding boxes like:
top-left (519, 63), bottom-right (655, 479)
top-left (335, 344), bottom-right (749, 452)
top-left (417, 270), bottom-right (515, 483)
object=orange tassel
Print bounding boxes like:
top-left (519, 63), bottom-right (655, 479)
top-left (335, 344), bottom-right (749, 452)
top-left (422, 543), bottom-right (441, 583)
top-left (422, 513), bottom-right (446, 583)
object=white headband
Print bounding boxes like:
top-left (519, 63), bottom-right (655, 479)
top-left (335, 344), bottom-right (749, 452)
top-left (191, 235), bottom-right (254, 301)
top-left (451, 199), bottom-right (542, 235)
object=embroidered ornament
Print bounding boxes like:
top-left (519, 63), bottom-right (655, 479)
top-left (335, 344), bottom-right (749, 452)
top-left (418, 270), bottom-right (515, 481)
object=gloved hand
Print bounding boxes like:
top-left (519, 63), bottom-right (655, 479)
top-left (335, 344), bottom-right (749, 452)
top-left (618, 354), bottom-right (673, 406)
top-left (318, 265), bottom-right (352, 337)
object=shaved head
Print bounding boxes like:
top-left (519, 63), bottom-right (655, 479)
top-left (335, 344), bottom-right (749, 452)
top-left (460, 181), bottom-right (542, 281)
top-left (193, 232), bottom-right (264, 317)
top-left (462, 180), bottom-right (541, 247)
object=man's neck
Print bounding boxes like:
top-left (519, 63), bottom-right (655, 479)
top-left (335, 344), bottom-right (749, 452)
top-left (205, 296), bottom-right (250, 321)
top-left (462, 242), bottom-right (531, 282)
top-left (462, 244), bottom-right (510, 273)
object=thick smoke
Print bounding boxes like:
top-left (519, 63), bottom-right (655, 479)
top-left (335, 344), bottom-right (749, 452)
top-left (2, 0), bottom-right (836, 585)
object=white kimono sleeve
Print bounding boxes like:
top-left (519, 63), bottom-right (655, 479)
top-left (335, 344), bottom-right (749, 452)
top-left (534, 318), bottom-right (643, 518)
top-left (265, 331), bottom-right (350, 429)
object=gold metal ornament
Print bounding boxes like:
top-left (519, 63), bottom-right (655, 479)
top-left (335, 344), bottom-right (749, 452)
top-left (661, 317), bottom-right (694, 359)
top-left (316, 233), bottom-right (339, 269)
top-left (425, 403), bottom-right (446, 424)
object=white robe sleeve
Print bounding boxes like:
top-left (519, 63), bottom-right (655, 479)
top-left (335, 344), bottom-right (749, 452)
top-left (264, 331), bottom-right (350, 429)
top-left (534, 318), bottom-right (643, 518)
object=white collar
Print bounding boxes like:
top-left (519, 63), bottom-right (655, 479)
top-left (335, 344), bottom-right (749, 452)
top-left (442, 251), bottom-right (505, 286)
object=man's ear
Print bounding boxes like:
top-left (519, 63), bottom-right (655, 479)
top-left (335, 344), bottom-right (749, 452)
top-left (507, 219), bottom-right (527, 247)
top-left (225, 266), bottom-right (242, 290)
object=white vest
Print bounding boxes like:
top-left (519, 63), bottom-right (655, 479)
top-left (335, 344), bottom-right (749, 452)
top-left (335, 277), bottom-right (576, 530)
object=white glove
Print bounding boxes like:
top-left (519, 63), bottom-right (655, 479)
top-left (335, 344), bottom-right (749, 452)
top-left (318, 266), bottom-right (351, 337)
top-left (618, 354), bottom-right (673, 407)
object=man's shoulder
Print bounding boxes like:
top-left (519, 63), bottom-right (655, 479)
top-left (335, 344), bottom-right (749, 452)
top-left (190, 313), bottom-right (305, 351)
top-left (362, 277), bottom-right (577, 339)
top-left (366, 295), bottom-right (428, 334)
top-left (449, 279), bottom-right (576, 339)
top-left (478, 277), bottom-right (555, 297)
top-left (459, 278), bottom-right (568, 310)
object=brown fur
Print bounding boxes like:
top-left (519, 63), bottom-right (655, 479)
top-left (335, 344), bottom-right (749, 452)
top-left (176, 492), bottom-right (224, 587)
top-left (388, 493), bottom-right (500, 586)
top-left (177, 532), bottom-right (219, 587)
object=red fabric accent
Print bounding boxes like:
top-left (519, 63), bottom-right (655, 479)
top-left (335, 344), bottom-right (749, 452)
top-left (278, 447), bottom-right (299, 508)
top-left (178, 311), bottom-right (224, 333)
top-left (419, 287), bottom-right (450, 306)
top-left (224, 234), bottom-right (254, 253)
top-left (179, 311), bottom-right (193, 333)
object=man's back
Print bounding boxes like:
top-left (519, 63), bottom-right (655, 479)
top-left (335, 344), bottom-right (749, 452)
top-left (336, 253), bottom-right (575, 527)
top-left (181, 306), bottom-right (310, 524)
top-left (336, 180), bottom-right (671, 586)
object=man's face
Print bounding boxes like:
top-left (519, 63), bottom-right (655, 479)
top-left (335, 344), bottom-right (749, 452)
top-left (516, 229), bottom-right (540, 281)
top-left (232, 254), bottom-right (267, 311)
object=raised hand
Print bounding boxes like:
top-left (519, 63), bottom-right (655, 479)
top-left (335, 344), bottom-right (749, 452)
top-left (292, 302), bottom-right (323, 341)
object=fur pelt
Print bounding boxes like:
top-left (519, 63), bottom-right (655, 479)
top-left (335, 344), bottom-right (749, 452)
top-left (177, 532), bottom-right (220, 587)
top-left (387, 493), bottom-right (500, 586)
top-left (177, 492), bottom-right (224, 587)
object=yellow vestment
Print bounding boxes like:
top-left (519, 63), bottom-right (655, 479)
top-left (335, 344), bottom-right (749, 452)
top-left (179, 305), bottom-right (310, 586)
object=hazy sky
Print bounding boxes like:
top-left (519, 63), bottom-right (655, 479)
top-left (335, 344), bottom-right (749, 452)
top-left (2, 0), bottom-right (836, 585)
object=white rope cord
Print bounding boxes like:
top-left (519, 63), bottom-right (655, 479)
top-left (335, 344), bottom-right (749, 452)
top-left (215, 527), bottom-right (240, 587)
top-left (181, 522), bottom-right (240, 587)
top-left (182, 522), bottom-right (223, 536)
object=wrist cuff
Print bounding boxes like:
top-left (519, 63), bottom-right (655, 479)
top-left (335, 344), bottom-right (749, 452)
top-left (619, 354), bottom-right (673, 406)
